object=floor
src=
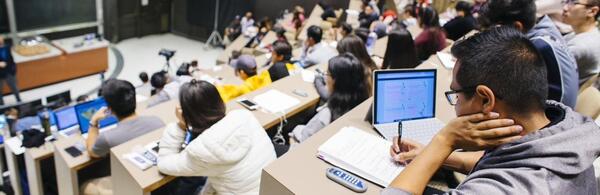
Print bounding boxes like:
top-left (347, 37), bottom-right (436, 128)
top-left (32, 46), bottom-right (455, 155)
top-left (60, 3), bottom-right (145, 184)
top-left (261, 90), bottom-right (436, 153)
top-left (2, 33), bottom-right (223, 105)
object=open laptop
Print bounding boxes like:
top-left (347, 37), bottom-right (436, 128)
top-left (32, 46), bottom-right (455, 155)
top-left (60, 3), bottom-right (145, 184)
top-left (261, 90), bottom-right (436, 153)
top-left (372, 69), bottom-right (445, 145)
top-left (54, 106), bottom-right (80, 137)
top-left (74, 98), bottom-right (118, 138)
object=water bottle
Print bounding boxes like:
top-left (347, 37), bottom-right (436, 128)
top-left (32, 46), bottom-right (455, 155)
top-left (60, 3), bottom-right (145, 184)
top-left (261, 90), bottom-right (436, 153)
top-left (41, 108), bottom-right (51, 136)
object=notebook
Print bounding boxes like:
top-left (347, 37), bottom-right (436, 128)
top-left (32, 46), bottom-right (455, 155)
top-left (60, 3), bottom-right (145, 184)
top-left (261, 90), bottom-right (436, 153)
top-left (317, 126), bottom-right (404, 187)
top-left (253, 89), bottom-right (300, 113)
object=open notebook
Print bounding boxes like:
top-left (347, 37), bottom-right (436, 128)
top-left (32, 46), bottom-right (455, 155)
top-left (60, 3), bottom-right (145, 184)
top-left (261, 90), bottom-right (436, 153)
top-left (317, 126), bottom-right (404, 187)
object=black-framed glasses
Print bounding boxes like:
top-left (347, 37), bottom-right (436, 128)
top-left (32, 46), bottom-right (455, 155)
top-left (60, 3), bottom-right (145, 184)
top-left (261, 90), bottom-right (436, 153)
top-left (444, 86), bottom-right (476, 106)
top-left (562, 0), bottom-right (594, 7)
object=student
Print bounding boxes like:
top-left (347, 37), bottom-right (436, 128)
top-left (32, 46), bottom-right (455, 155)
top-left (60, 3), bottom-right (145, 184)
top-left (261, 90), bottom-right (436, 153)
top-left (300, 25), bottom-right (337, 68)
top-left (136, 72), bottom-right (152, 97)
top-left (382, 29), bottom-right (418, 69)
top-left (479, 0), bottom-right (578, 108)
top-left (0, 36), bottom-right (21, 105)
top-left (241, 12), bottom-right (255, 36)
top-left (292, 53), bottom-right (370, 142)
top-left (383, 26), bottom-right (600, 195)
top-left (354, 27), bottom-right (378, 54)
top-left (217, 55), bottom-right (271, 102)
top-left (319, 1), bottom-right (337, 21)
top-left (147, 70), bottom-right (192, 107)
top-left (339, 22), bottom-right (353, 38)
top-left (414, 6), bottom-right (447, 61)
top-left (359, 4), bottom-right (380, 28)
top-left (157, 80), bottom-right (276, 194)
top-left (86, 79), bottom-right (165, 158)
top-left (443, 1), bottom-right (478, 41)
top-left (401, 4), bottom-right (418, 27)
top-left (562, 0), bottom-right (600, 85)
top-left (268, 40), bottom-right (296, 82)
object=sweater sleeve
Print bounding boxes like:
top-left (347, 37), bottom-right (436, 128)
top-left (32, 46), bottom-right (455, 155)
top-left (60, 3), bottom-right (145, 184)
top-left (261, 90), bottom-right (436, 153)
top-left (313, 74), bottom-right (330, 101)
top-left (291, 108), bottom-right (331, 142)
top-left (157, 123), bottom-right (224, 177)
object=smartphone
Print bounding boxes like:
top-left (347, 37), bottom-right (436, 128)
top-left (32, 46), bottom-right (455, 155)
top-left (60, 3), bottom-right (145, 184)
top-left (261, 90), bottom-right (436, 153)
top-left (65, 146), bottom-right (83, 158)
top-left (237, 99), bottom-right (258, 110)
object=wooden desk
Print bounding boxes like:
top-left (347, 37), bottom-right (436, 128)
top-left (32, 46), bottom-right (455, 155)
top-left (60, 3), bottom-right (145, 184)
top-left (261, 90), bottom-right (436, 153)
top-left (260, 52), bottom-right (456, 194)
top-left (217, 36), bottom-right (249, 65)
top-left (53, 134), bottom-right (100, 195)
top-left (24, 142), bottom-right (54, 195)
top-left (5, 39), bottom-right (109, 94)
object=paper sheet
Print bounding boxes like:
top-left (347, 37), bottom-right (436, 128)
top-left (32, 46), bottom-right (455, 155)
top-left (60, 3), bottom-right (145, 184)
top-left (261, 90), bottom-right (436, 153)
top-left (437, 52), bottom-right (457, 69)
top-left (253, 89), bottom-right (300, 113)
top-left (6, 137), bottom-right (25, 155)
top-left (301, 70), bottom-right (316, 83)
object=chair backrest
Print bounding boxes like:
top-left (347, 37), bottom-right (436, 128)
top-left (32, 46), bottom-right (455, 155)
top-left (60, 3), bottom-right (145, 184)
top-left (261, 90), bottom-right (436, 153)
top-left (575, 86), bottom-right (600, 119)
top-left (579, 74), bottom-right (599, 94)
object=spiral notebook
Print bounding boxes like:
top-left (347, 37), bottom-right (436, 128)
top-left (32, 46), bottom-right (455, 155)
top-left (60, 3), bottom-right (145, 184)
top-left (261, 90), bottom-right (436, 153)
top-left (317, 126), bottom-right (404, 187)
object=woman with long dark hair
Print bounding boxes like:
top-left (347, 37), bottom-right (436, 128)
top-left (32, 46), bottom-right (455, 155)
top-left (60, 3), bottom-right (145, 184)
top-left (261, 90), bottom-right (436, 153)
top-left (414, 6), bottom-right (446, 61)
top-left (292, 53), bottom-right (370, 142)
top-left (382, 28), bottom-right (419, 69)
top-left (157, 80), bottom-right (276, 194)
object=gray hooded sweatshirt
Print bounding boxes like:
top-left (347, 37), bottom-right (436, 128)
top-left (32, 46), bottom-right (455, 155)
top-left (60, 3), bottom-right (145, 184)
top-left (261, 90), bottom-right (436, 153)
top-left (382, 101), bottom-right (600, 194)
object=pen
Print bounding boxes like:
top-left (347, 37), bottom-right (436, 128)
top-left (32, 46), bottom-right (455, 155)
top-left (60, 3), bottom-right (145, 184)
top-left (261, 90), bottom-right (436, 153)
top-left (397, 121), bottom-right (403, 152)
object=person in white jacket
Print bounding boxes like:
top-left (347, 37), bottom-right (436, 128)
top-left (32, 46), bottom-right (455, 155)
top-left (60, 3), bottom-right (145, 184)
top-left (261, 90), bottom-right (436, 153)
top-left (157, 79), bottom-right (277, 195)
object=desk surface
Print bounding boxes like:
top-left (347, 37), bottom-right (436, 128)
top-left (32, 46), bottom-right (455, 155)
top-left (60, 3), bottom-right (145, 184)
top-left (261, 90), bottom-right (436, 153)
top-left (217, 36), bottom-right (250, 64)
top-left (51, 36), bottom-right (110, 54)
top-left (53, 134), bottom-right (98, 170)
top-left (261, 52), bottom-right (456, 194)
top-left (11, 43), bottom-right (63, 64)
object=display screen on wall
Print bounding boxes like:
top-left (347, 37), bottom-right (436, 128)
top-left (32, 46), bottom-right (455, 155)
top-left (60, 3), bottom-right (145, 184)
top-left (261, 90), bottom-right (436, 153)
top-left (14, 0), bottom-right (96, 31)
top-left (0, 0), bottom-right (9, 33)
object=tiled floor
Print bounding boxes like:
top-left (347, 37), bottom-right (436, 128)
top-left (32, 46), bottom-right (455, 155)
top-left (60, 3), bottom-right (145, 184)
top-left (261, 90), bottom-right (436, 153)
top-left (2, 33), bottom-right (222, 105)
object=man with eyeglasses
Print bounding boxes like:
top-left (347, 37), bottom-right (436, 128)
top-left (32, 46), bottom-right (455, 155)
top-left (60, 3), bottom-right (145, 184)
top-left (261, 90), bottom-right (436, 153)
top-left (563, 0), bottom-right (600, 85)
top-left (382, 26), bottom-right (600, 194)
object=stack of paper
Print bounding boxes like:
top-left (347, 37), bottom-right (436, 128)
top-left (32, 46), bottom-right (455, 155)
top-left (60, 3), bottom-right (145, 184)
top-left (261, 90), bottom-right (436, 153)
top-left (253, 89), bottom-right (300, 113)
top-left (317, 127), bottom-right (404, 187)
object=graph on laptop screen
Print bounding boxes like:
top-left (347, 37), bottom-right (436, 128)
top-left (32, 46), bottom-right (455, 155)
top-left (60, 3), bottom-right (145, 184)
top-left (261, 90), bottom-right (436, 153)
top-left (75, 98), bottom-right (118, 134)
top-left (375, 70), bottom-right (436, 124)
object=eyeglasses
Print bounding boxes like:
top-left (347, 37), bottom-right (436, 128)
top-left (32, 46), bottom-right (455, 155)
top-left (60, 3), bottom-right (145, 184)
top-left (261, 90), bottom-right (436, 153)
top-left (562, 0), bottom-right (594, 7)
top-left (444, 86), bottom-right (475, 106)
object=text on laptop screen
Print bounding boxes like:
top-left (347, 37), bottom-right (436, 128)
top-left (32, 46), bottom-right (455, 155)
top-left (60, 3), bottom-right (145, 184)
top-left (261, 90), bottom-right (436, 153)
top-left (75, 98), bottom-right (118, 134)
top-left (55, 107), bottom-right (78, 130)
top-left (375, 70), bottom-right (436, 124)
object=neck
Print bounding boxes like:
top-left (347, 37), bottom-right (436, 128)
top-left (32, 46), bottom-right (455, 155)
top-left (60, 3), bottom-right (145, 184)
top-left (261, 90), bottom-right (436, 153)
top-left (118, 113), bottom-right (137, 123)
top-left (573, 21), bottom-right (597, 34)
top-left (510, 111), bottom-right (550, 135)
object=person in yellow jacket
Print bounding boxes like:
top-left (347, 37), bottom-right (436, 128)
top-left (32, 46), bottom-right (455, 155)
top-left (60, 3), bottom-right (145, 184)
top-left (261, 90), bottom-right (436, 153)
top-left (217, 55), bottom-right (271, 102)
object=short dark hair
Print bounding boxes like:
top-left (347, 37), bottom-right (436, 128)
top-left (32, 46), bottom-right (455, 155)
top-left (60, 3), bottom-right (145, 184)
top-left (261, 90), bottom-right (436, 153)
top-left (139, 72), bottom-right (149, 83)
top-left (479, 0), bottom-right (537, 31)
top-left (383, 28), bottom-right (418, 69)
top-left (590, 0), bottom-right (600, 20)
top-left (451, 26), bottom-right (548, 114)
top-left (327, 53), bottom-right (370, 120)
top-left (179, 80), bottom-right (226, 133)
top-left (455, 1), bottom-right (473, 16)
top-left (307, 25), bottom-right (323, 43)
top-left (418, 6), bottom-right (440, 27)
top-left (272, 40), bottom-right (292, 61)
top-left (340, 22), bottom-right (353, 35)
top-left (150, 71), bottom-right (168, 89)
top-left (100, 79), bottom-right (137, 118)
top-left (354, 27), bottom-right (370, 44)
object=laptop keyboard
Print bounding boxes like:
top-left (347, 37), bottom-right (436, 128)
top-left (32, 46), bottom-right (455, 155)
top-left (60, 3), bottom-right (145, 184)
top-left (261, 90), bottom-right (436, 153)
top-left (377, 118), bottom-right (445, 145)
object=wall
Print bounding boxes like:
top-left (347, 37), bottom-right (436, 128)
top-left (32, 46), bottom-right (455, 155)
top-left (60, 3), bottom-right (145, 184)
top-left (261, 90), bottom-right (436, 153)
top-left (252, 0), bottom-right (349, 23)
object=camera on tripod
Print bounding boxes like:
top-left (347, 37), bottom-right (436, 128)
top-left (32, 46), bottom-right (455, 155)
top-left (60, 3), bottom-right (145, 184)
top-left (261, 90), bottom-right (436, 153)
top-left (158, 49), bottom-right (176, 71)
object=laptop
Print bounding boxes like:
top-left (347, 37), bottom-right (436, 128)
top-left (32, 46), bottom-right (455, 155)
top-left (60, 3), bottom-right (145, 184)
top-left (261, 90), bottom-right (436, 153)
top-left (54, 106), bottom-right (80, 136)
top-left (372, 69), bottom-right (445, 145)
top-left (74, 98), bottom-right (118, 138)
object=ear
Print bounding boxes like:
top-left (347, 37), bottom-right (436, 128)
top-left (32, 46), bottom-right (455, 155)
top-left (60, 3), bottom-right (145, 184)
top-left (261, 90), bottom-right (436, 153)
top-left (589, 6), bottom-right (599, 18)
top-left (475, 85), bottom-right (496, 114)
top-left (513, 21), bottom-right (525, 32)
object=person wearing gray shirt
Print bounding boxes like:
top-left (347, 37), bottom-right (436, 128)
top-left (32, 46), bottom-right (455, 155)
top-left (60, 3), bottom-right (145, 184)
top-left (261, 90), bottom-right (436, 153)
top-left (563, 0), bottom-right (600, 85)
top-left (86, 79), bottom-right (165, 158)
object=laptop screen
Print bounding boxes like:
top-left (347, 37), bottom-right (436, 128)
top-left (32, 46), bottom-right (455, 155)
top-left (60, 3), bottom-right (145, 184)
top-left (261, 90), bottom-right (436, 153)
top-left (74, 98), bottom-right (118, 134)
top-left (54, 106), bottom-right (78, 130)
top-left (374, 69), bottom-right (437, 124)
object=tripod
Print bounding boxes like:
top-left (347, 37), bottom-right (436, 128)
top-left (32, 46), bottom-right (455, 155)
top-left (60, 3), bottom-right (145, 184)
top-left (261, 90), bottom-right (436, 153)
top-left (205, 0), bottom-right (223, 49)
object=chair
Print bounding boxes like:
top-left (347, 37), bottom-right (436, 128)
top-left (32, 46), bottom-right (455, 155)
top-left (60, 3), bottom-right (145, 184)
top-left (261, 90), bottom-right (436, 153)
top-left (575, 86), bottom-right (600, 119)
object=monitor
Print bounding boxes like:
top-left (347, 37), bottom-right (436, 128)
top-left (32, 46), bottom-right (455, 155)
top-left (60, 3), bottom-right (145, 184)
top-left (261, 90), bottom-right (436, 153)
top-left (54, 106), bottom-right (78, 131)
top-left (373, 69), bottom-right (437, 125)
top-left (46, 90), bottom-right (72, 108)
top-left (74, 98), bottom-right (118, 134)
top-left (17, 99), bottom-right (43, 118)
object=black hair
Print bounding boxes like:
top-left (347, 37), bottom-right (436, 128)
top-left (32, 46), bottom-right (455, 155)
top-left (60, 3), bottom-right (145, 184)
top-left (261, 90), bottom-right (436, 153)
top-left (100, 79), bottom-right (137, 118)
top-left (327, 53), bottom-right (371, 120)
top-left (336, 35), bottom-right (378, 77)
top-left (451, 26), bottom-right (547, 114)
top-left (179, 80), bottom-right (226, 133)
top-left (272, 40), bottom-right (292, 61)
top-left (354, 27), bottom-right (370, 44)
top-left (150, 71), bottom-right (168, 89)
top-left (479, 0), bottom-right (537, 31)
top-left (340, 22), bottom-right (353, 35)
top-left (456, 1), bottom-right (473, 16)
top-left (416, 6), bottom-right (444, 61)
top-left (307, 25), bottom-right (323, 43)
top-left (590, 0), bottom-right (600, 20)
top-left (418, 6), bottom-right (440, 28)
top-left (139, 72), bottom-right (149, 83)
top-left (76, 95), bottom-right (89, 103)
top-left (382, 29), bottom-right (418, 69)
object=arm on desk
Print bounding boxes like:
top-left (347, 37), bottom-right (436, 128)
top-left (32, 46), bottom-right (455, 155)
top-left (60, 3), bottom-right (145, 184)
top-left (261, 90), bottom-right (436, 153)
top-left (86, 108), bottom-right (109, 158)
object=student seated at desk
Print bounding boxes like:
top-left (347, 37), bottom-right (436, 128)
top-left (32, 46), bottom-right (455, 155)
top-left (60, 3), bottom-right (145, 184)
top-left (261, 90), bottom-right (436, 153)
top-left (157, 80), bottom-right (276, 195)
top-left (268, 40), bottom-right (296, 82)
top-left (443, 1), bottom-right (478, 41)
top-left (83, 79), bottom-right (165, 193)
top-left (414, 6), bottom-right (447, 62)
top-left (217, 55), bottom-right (270, 102)
top-left (291, 53), bottom-right (370, 142)
top-left (147, 70), bottom-right (193, 107)
top-left (300, 25), bottom-right (337, 68)
top-left (383, 26), bottom-right (600, 195)
top-left (315, 35), bottom-right (377, 101)
top-left (382, 28), bottom-right (418, 69)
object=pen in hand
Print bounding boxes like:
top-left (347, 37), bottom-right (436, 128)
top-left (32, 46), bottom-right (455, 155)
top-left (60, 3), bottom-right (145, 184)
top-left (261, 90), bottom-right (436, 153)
top-left (397, 121), bottom-right (403, 152)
